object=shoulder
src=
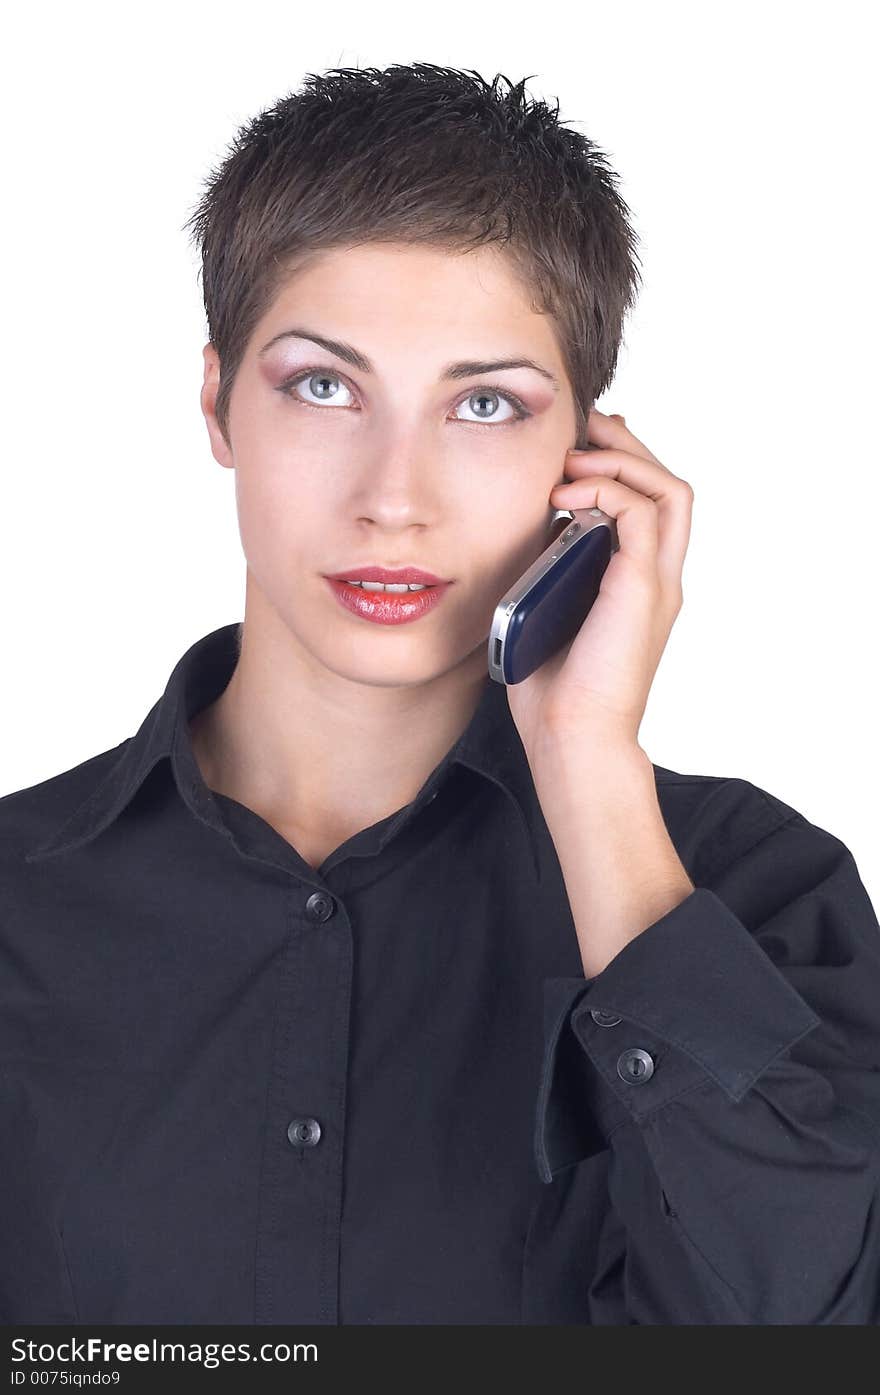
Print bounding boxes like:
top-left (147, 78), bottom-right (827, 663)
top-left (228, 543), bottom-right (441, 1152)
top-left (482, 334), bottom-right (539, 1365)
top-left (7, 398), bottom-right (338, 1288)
top-left (650, 761), bottom-right (845, 886)
top-left (0, 739), bottom-right (131, 872)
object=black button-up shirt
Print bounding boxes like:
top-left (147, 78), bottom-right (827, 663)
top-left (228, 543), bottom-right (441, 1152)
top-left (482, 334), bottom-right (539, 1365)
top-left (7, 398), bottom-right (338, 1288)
top-left (3, 621), bottom-right (880, 1325)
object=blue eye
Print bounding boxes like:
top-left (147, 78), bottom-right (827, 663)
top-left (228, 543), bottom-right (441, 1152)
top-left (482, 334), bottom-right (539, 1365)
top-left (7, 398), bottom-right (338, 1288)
top-left (278, 366), bottom-right (531, 425)
top-left (453, 389), bottom-right (528, 424)
top-left (282, 370), bottom-right (355, 408)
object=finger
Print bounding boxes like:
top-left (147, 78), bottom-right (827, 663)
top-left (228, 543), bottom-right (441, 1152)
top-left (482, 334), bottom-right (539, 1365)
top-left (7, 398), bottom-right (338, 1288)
top-left (561, 445), bottom-right (690, 501)
top-left (550, 474), bottom-right (659, 574)
top-left (586, 407), bottom-right (664, 466)
top-left (555, 448), bottom-right (693, 591)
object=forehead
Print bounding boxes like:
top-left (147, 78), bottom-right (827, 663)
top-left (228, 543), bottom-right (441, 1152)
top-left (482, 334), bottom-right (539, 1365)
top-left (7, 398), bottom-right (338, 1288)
top-left (264, 241), bottom-right (555, 347)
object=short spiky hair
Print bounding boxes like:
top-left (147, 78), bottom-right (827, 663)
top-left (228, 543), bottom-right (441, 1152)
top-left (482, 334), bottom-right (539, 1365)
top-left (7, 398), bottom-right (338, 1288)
top-left (183, 62), bottom-right (642, 447)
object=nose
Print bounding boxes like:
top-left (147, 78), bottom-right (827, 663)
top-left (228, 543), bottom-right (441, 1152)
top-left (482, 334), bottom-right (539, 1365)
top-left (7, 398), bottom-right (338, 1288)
top-left (349, 427), bottom-right (440, 531)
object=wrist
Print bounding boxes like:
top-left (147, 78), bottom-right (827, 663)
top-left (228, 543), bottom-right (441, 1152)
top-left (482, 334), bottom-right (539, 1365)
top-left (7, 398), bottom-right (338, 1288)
top-left (530, 729), bottom-right (656, 813)
top-left (529, 738), bottom-right (694, 978)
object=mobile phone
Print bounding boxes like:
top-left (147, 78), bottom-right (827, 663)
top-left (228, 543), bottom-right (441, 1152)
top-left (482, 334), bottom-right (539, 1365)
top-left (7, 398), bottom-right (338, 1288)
top-left (487, 506), bottom-right (619, 685)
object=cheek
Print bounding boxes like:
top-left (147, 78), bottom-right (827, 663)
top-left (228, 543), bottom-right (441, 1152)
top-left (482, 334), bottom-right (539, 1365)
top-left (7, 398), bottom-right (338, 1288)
top-left (467, 496), bottom-right (550, 584)
top-left (493, 509), bottom-right (557, 588)
top-left (233, 412), bottom-right (330, 500)
top-left (232, 448), bottom-right (329, 570)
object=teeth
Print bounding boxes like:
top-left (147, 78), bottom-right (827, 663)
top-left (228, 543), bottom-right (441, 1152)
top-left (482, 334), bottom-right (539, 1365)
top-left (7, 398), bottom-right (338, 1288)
top-left (343, 580), bottom-right (430, 592)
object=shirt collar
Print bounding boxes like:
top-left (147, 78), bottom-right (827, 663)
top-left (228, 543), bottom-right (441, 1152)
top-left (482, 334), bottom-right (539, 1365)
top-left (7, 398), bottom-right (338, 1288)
top-left (25, 622), bottom-right (543, 878)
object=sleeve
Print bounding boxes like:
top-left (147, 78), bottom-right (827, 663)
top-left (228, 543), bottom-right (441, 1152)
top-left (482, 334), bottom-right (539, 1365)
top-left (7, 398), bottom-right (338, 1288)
top-left (534, 785), bottom-right (880, 1324)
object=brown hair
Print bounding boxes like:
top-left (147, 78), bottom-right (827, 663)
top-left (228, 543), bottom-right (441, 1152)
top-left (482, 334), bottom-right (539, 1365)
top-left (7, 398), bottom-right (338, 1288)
top-left (183, 63), bottom-right (642, 449)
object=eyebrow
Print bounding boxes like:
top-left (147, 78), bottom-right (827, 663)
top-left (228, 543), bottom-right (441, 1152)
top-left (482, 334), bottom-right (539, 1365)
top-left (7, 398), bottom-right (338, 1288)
top-left (257, 326), bottom-right (560, 391)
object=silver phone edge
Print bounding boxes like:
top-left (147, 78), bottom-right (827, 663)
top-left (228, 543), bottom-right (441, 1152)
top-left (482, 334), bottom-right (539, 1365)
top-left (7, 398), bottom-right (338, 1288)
top-left (487, 508), bottom-right (619, 684)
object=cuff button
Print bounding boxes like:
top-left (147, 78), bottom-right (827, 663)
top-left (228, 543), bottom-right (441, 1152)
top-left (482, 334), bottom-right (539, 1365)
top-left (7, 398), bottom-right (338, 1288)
top-left (617, 1048), bottom-right (655, 1083)
top-left (287, 1117), bottom-right (322, 1147)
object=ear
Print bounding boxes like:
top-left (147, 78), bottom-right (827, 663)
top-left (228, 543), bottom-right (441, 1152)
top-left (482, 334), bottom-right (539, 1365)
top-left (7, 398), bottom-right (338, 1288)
top-left (200, 344), bottom-right (234, 469)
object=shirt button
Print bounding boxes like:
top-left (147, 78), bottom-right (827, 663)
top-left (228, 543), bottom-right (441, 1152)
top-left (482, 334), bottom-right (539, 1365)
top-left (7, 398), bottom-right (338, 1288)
top-left (305, 891), bottom-right (336, 922)
top-left (287, 1117), bottom-right (322, 1147)
top-left (590, 1008), bottom-right (622, 1026)
top-left (617, 1048), bottom-right (655, 1084)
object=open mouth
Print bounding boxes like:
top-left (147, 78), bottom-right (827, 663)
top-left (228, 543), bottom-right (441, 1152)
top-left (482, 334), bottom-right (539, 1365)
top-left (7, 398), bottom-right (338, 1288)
top-left (325, 577), bottom-right (452, 625)
top-left (338, 580), bottom-right (435, 592)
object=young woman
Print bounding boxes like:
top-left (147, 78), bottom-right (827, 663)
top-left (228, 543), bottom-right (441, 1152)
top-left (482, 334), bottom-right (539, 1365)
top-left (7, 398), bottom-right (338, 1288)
top-left (2, 63), bottom-right (879, 1326)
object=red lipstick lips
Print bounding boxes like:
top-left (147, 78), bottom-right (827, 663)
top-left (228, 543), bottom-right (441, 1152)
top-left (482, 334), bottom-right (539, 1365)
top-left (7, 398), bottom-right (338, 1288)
top-left (325, 565), bottom-right (447, 585)
top-left (323, 565), bottom-right (453, 626)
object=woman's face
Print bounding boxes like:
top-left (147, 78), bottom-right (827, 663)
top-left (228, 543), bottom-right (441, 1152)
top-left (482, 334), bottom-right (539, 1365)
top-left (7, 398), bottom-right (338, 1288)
top-left (200, 241), bottom-right (579, 689)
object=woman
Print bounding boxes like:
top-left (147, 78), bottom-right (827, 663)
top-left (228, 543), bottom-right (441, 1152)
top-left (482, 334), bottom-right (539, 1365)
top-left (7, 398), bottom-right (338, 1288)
top-left (3, 62), bottom-right (880, 1325)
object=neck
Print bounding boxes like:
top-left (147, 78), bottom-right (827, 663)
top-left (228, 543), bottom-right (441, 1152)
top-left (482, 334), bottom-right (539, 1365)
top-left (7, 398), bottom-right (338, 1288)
top-left (188, 578), bottom-right (489, 849)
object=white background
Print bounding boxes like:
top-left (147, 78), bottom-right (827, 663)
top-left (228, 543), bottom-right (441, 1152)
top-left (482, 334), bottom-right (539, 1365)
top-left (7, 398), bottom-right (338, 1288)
top-left (2, 1), bottom-right (877, 898)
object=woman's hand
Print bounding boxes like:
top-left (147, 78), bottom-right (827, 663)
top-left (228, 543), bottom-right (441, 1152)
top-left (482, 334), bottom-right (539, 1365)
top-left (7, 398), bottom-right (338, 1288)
top-left (505, 407), bottom-right (694, 771)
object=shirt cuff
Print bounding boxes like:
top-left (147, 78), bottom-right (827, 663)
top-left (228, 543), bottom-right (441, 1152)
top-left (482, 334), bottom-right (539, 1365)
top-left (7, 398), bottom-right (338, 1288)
top-left (534, 886), bottom-right (822, 1184)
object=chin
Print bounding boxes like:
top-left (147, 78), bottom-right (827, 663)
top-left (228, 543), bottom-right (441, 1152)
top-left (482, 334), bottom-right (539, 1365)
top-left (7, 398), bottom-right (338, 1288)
top-left (320, 637), bottom-right (469, 690)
